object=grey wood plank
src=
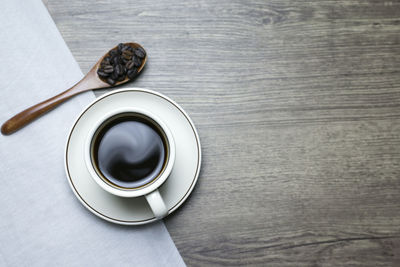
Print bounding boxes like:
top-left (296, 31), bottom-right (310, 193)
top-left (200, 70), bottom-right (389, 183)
top-left (44, 0), bottom-right (400, 265)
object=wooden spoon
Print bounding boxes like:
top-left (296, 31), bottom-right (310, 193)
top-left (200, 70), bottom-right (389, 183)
top-left (1, 42), bottom-right (147, 135)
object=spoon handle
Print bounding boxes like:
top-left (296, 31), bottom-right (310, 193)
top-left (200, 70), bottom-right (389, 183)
top-left (1, 88), bottom-right (78, 135)
top-left (1, 67), bottom-right (108, 136)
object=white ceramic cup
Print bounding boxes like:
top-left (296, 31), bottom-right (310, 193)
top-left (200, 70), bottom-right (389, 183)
top-left (84, 107), bottom-right (175, 220)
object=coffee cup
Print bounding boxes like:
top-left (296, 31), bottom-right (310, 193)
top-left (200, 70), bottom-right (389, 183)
top-left (84, 107), bottom-right (175, 219)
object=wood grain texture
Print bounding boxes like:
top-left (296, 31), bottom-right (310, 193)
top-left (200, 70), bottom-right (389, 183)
top-left (44, 0), bottom-right (400, 265)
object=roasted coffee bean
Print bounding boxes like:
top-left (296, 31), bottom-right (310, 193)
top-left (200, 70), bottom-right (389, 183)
top-left (121, 65), bottom-right (127, 75)
top-left (136, 46), bottom-right (146, 55)
top-left (122, 54), bottom-right (131, 60)
top-left (125, 60), bottom-right (134, 70)
top-left (117, 75), bottom-right (126, 81)
top-left (103, 65), bottom-right (114, 73)
top-left (101, 61), bottom-right (112, 68)
top-left (97, 70), bottom-right (109, 78)
top-left (124, 49), bottom-right (133, 55)
top-left (109, 49), bottom-right (118, 57)
top-left (121, 45), bottom-right (129, 52)
top-left (115, 64), bottom-right (123, 76)
top-left (122, 51), bottom-right (133, 60)
top-left (118, 43), bottom-right (124, 51)
top-left (100, 61), bottom-right (110, 68)
top-left (127, 69), bottom-right (137, 80)
top-left (122, 50), bottom-right (133, 57)
top-left (103, 57), bottom-right (111, 64)
top-left (133, 57), bottom-right (141, 67)
top-left (107, 78), bottom-right (116, 85)
top-left (134, 48), bottom-right (145, 59)
top-left (112, 56), bottom-right (120, 66)
top-left (111, 71), bottom-right (119, 80)
top-left (122, 57), bottom-right (130, 64)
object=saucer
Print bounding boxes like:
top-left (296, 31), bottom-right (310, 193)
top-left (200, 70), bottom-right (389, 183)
top-left (65, 88), bottom-right (201, 225)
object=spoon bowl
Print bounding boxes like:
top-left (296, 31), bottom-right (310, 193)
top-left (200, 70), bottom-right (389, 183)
top-left (96, 42), bottom-right (147, 86)
top-left (1, 42), bottom-right (147, 135)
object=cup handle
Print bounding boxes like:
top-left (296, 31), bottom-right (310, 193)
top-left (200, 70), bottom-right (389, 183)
top-left (145, 190), bottom-right (168, 219)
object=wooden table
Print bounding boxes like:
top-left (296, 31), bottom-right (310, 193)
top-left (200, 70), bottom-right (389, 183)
top-left (44, 0), bottom-right (400, 265)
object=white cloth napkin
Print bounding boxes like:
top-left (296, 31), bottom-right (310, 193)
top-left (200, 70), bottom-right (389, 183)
top-left (0, 1), bottom-right (185, 266)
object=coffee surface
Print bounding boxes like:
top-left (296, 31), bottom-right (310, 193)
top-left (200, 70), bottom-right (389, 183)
top-left (93, 116), bottom-right (166, 188)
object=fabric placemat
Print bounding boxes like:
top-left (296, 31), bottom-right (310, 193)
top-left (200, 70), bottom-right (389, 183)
top-left (0, 1), bottom-right (185, 266)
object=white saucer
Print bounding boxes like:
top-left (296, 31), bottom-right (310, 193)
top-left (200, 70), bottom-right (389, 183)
top-left (65, 88), bottom-right (201, 225)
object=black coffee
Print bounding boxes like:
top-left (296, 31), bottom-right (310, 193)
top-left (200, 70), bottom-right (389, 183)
top-left (92, 115), bottom-right (167, 188)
